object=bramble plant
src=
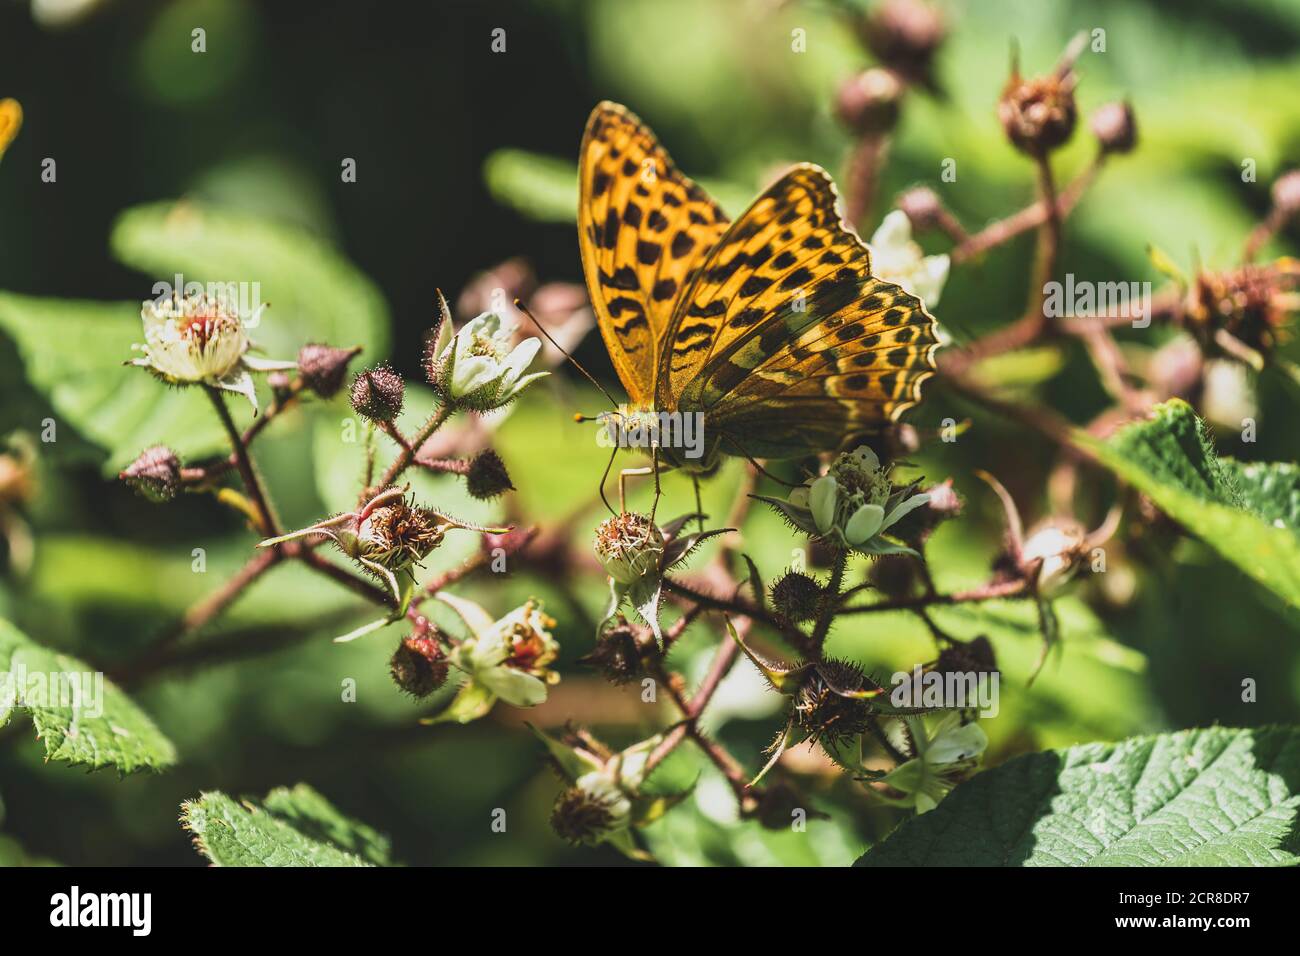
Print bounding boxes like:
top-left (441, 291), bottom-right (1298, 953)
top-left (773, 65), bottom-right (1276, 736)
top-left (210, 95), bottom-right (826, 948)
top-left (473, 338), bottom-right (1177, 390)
top-left (2, 0), bottom-right (1300, 872)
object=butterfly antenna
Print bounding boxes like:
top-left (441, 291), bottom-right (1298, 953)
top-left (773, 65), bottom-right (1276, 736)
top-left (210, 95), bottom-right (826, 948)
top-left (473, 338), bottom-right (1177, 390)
top-left (514, 299), bottom-right (620, 410)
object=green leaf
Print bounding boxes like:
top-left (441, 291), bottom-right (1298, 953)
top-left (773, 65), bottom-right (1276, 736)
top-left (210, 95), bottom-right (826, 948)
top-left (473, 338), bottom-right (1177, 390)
top-left (858, 726), bottom-right (1300, 866)
top-left (1222, 459), bottom-right (1300, 531)
top-left (0, 618), bottom-right (177, 773)
top-left (110, 200), bottom-right (390, 361)
top-left (1080, 399), bottom-right (1300, 607)
top-left (0, 833), bottom-right (57, 866)
top-left (483, 149), bottom-right (578, 223)
top-left (0, 292), bottom-right (228, 474)
top-left (181, 783), bottom-right (393, 866)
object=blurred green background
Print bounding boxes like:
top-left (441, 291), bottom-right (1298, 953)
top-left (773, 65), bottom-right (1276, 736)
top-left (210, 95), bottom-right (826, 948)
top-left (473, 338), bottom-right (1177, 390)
top-left (1, 0), bottom-right (1299, 866)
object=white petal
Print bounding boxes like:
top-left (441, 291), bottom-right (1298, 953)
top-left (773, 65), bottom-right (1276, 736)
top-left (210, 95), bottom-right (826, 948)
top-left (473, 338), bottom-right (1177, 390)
top-left (870, 209), bottom-right (913, 253)
top-left (844, 503), bottom-right (885, 545)
top-left (927, 722), bottom-right (988, 766)
top-left (810, 475), bottom-right (838, 534)
top-left (881, 492), bottom-right (930, 531)
top-left (215, 367), bottom-right (258, 414)
top-left (479, 665), bottom-right (548, 707)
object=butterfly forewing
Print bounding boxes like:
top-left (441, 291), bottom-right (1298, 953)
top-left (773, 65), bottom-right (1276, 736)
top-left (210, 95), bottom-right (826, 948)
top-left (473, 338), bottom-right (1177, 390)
top-left (657, 163), bottom-right (938, 457)
top-left (579, 102), bottom-right (729, 405)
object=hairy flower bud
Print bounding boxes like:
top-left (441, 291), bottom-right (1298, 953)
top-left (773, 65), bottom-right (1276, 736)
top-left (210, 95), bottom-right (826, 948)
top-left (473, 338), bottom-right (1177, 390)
top-left (350, 364), bottom-right (405, 422)
top-left (1271, 169), bottom-right (1300, 217)
top-left (594, 511), bottom-right (664, 585)
top-left (934, 635), bottom-right (997, 678)
top-left (464, 449), bottom-right (515, 500)
top-left (896, 185), bottom-right (944, 233)
top-left (770, 571), bottom-right (824, 623)
top-left (835, 68), bottom-right (904, 135)
top-left (390, 634), bottom-right (449, 698)
top-left (298, 343), bottom-right (361, 398)
top-left (859, 0), bottom-right (946, 88)
top-left (120, 445), bottom-right (181, 503)
top-left (1089, 100), bottom-right (1137, 155)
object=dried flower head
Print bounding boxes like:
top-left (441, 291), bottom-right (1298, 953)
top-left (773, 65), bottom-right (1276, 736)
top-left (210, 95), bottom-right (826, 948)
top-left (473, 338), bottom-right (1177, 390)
top-left (1187, 262), bottom-right (1299, 355)
top-left (550, 779), bottom-right (631, 845)
top-left (581, 621), bottom-right (648, 686)
top-left (594, 511), bottom-right (665, 586)
top-left (997, 40), bottom-right (1081, 156)
top-left (791, 659), bottom-right (880, 748)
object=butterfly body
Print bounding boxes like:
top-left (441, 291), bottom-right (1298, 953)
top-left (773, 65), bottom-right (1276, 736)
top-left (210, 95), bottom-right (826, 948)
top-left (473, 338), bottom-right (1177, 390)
top-left (579, 102), bottom-right (939, 474)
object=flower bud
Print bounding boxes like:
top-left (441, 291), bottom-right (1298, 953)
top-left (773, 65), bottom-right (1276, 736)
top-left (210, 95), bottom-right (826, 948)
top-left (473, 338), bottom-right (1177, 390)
top-left (756, 782), bottom-right (810, 831)
top-left (934, 634), bottom-right (997, 677)
top-left (390, 634), bottom-right (449, 698)
top-left (769, 571), bottom-right (824, 623)
top-left (425, 308), bottom-right (547, 412)
top-left (998, 68), bottom-right (1077, 156)
top-left (594, 511), bottom-right (664, 586)
top-left (1271, 169), bottom-right (1300, 217)
top-left (120, 445), bottom-right (181, 503)
top-left (868, 554), bottom-right (917, 600)
top-left (1089, 100), bottom-right (1137, 155)
top-left (895, 186), bottom-right (944, 232)
top-left (298, 343), bottom-right (361, 398)
top-left (859, 0), bottom-right (946, 88)
top-left (1020, 518), bottom-right (1087, 592)
top-left (350, 364), bottom-right (405, 422)
top-left (835, 68), bottom-right (904, 135)
top-left (464, 449), bottom-right (515, 500)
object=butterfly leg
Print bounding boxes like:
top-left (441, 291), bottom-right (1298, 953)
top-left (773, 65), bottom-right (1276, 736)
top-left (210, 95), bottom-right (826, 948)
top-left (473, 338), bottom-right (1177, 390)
top-left (618, 466), bottom-right (653, 514)
top-left (649, 445), bottom-right (662, 523)
top-left (692, 476), bottom-right (704, 532)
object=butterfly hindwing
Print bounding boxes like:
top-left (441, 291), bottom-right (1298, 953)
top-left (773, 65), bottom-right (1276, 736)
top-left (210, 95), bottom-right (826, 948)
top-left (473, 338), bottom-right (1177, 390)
top-left (579, 102), bottom-right (729, 405)
top-left (658, 163), bottom-right (938, 458)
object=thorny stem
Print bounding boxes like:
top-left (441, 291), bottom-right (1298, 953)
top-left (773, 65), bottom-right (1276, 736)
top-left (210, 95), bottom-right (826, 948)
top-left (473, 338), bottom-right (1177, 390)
top-left (840, 577), bottom-right (1029, 613)
top-left (808, 549), bottom-right (848, 653)
top-left (204, 385), bottom-right (280, 536)
top-left (187, 377), bottom-right (306, 485)
top-left (950, 157), bottom-right (1101, 264)
top-left (845, 132), bottom-right (890, 230)
top-left (114, 547), bottom-right (281, 682)
top-left (377, 404), bottom-right (452, 490)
